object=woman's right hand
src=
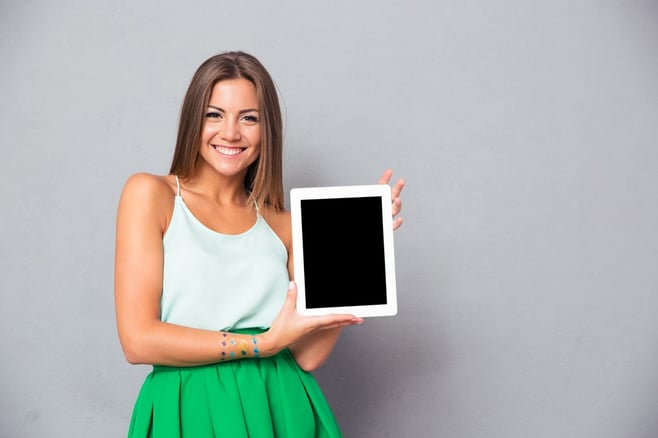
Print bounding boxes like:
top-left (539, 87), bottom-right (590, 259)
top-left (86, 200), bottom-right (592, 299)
top-left (258, 281), bottom-right (363, 357)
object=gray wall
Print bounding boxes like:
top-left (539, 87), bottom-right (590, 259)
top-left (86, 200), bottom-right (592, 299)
top-left (1, 1), bottom-right (657, 437)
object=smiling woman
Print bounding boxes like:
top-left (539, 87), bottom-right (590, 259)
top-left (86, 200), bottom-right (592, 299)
top-left (114, 51), bottom-right (405, 437)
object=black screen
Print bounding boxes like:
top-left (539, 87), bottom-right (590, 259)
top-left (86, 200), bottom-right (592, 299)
top-left (300, 196), bottom-right (387, 308)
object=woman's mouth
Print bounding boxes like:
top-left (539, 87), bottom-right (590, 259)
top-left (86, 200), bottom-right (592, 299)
top-left (212, 145), bottom-right (245, 156)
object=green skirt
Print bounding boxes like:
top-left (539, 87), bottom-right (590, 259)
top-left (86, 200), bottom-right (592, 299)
top-left (127, 329), bottom-right (342, 438)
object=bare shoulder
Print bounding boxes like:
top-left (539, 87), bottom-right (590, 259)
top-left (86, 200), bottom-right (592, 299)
top-left (262, 207), bottom-right (292, 248)
top-left (121, 173), bottom-right (174, 198)
top-left (264, 207), bottom-right (291, 229)
top-left (117, 173), bottom-right (176, 230)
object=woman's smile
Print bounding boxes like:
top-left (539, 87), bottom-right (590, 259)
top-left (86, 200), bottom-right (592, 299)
top-left (212, 145), bottom-right (246, 156)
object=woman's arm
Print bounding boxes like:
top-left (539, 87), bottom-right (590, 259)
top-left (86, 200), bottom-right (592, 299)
top-left (115, 174), bottom-right (359, 367)
top-left (265, 283), bottom-right (361, 371)
top-left (289, 326), bottom-right (345, 372)
top-left (114, 173), bottom-right (233, 366)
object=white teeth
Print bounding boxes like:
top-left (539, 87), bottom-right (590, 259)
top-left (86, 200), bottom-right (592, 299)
top-left (213, 146), bottom-right (243, 156)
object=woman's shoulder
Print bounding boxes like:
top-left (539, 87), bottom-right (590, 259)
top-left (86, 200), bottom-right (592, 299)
top-left (118, 173), bottom-right (178, 216)
top-left (261, 207), bottom-right (292, 246)
top-left (262, 207), bottom-right (291, 227)
top-left (121, 173), bottom-right (176, 199)
top-left (117, 173), bottom-right (178, 231)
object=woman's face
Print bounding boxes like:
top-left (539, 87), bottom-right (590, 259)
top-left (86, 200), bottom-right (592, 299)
top-left (198, 78), bottom-right (262, 178)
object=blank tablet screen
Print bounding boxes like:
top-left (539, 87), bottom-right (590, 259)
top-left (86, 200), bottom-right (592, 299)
top-left (300, 196), bottom-right (387, 308)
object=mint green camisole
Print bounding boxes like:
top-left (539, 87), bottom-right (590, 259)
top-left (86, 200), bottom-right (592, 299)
top-left (160, 176), bottom-right (289, 331)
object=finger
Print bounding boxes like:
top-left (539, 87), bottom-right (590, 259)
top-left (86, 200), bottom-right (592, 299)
top-left (392, 216), bottom-right (402, 231)
top-left (312, 314), bottom-right (361, 329)
top-left (378, 168), bottom-right (393, 185)
top-left (284, 281), bottom-right (298, 309)
top-left (391, 178), bottom-right (405, 200)
top-left (317, 319), bottom-right (364, 331)
top-left (391, 196), bottom-right (402, 217)
top-left (325, 318), bottom-right (364, 330)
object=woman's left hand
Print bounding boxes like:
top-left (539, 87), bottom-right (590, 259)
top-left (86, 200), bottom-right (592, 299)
top-left (378, 168), bottom-right (405, 230)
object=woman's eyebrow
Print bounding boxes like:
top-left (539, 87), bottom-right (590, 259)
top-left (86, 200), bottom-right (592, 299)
top-left (207, 105), bottom-right (258, 113)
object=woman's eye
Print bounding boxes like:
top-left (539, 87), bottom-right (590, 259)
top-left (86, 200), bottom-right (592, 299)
top-left (242, 115), bottom-right (259, 123)
top-left (206, 111), bottom-right (221, 119)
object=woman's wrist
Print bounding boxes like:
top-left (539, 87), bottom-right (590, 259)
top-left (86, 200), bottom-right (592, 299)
top-left (217, 332), bottom-right (263, 361)
top-left (255, 332), bottom-right (281, 358)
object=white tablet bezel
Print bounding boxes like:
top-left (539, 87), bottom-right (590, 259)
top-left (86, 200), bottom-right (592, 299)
top-left (290, 184), bottom-right (397, 318)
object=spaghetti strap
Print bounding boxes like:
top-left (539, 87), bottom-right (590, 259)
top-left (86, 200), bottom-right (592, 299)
top-left (175, 175), bottom-right (181, 197)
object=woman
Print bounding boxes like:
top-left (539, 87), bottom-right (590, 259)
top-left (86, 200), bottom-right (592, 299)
top-left (115, 51), bottom-right (404, 437)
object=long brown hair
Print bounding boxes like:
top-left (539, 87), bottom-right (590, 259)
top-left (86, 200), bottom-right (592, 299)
top-left (169, 51), bottom-right (284, 211)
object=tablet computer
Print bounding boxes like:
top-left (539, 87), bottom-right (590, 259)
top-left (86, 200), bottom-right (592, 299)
top-left (290, 184), bottom-right (397, 318)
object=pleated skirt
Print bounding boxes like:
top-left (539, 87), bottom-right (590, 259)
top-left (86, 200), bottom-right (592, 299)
top-left (127, 330), bottom-right (342, 438)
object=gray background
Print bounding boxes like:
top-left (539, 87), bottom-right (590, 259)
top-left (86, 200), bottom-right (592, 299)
top-left (1, 0), bottom-right (657, 437)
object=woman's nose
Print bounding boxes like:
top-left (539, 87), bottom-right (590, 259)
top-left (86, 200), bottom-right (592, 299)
top-left (220, 119), bottom-right (241, 141)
